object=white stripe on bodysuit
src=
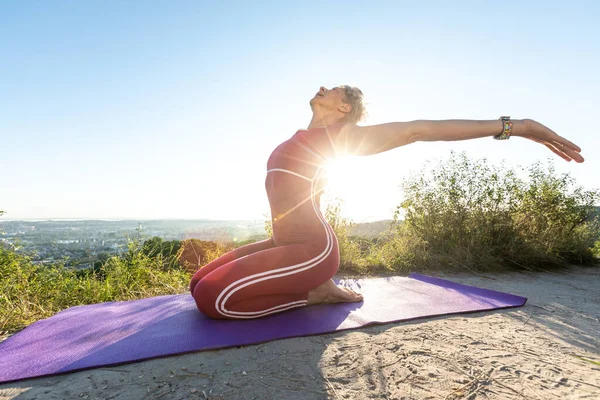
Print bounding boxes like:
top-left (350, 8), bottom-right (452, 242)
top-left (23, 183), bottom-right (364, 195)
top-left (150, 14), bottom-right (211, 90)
top-left (213, 166), bottom-right (334, 318)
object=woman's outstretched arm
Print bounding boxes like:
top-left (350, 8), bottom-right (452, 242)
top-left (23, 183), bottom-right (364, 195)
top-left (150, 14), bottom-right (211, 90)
top-left (338, 119), bottom-right (584, 162)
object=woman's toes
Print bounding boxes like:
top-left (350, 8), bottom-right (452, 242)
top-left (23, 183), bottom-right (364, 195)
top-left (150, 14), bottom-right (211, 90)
top-left (343, 288), bottom-right (363, 302)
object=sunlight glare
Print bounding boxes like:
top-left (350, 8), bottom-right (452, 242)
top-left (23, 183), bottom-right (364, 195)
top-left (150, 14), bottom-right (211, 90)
top-left (323, 157), bottom-right (377, 217)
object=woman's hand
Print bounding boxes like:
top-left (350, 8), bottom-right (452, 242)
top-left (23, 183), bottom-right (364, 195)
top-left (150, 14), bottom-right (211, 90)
top-left (516, 119), bottom-right (584, 162)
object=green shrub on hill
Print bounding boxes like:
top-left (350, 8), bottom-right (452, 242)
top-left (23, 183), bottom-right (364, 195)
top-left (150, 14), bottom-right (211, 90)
top-left (385, 152), bottom-right (599, 272)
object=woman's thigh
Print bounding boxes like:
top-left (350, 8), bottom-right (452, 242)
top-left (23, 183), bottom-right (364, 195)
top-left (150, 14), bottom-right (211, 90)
top-left (189, 237), bottom-right (276, 293)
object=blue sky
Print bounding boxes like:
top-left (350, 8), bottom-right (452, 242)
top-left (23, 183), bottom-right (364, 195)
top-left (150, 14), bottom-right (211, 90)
top-left (1, 1), bottom-right (598, 222)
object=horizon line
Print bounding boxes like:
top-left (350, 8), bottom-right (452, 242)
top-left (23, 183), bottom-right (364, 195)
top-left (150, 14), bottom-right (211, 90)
top-left (0, 216), bottom-right (395, 223)
top-left (0, 217), bottom-right (267, 222)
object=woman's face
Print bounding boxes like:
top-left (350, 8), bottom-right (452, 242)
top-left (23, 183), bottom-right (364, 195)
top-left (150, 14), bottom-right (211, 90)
top-left (310, 86), bottom-right (346, 112)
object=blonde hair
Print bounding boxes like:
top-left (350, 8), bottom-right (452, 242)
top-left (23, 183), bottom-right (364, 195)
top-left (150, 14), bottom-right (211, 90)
top-left (340, 85), bottom-right (367, 124)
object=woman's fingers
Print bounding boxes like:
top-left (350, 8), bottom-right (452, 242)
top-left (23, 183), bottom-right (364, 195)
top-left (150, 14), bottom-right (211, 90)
top-left (545, 143), bottom-right (572, 161)
top-left (550, 140), bottom-right (585, 162)
top-left (535, 138), bottom-right (572, 161)
top-left (525, 135), bottom-right (584, 162)
top-left (521, 120), bottom-right (584, 162)
top-left (548, 132), bottom-right (582, 153)
top-left (559, 143), bottom-right (584, 162)
top-left (559, 137), bottom-right (581, 153)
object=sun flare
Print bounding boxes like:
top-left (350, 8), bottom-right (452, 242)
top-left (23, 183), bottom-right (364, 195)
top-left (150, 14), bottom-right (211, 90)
top-left (322, 157), bottom-right (375, 217)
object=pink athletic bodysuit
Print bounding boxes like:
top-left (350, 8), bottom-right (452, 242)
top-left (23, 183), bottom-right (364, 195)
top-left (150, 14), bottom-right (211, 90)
top-left (190, 123), bottom-right (344, 319)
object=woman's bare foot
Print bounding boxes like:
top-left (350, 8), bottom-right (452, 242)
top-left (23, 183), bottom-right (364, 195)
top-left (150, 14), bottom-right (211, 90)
top-left (307, 279), bottom-right (364, 305)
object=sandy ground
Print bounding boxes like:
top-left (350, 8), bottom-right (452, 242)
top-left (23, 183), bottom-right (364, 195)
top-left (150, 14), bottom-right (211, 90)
top-left (1, 266), bottom-right (599, 400)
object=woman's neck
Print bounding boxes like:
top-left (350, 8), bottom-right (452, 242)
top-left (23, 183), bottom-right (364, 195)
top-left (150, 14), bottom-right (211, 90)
top-left (307, 115), bottom-right (343, 130)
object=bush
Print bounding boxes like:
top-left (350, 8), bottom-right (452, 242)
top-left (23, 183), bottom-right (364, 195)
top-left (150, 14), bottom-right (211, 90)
top-left (395, 151), bottom-right (599, 271)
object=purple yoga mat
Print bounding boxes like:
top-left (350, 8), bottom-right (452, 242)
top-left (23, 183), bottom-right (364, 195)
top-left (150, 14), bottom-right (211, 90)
top-left (0, 273), bottom-right (526, 383)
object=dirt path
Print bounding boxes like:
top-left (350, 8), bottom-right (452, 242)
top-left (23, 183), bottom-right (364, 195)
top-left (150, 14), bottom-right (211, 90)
top-left (1, 266), bottom-right (599, 399)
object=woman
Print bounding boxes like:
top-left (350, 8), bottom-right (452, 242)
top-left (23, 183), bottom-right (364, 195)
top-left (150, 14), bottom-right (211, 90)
top-left (182, 85), bottom-right (584, 320)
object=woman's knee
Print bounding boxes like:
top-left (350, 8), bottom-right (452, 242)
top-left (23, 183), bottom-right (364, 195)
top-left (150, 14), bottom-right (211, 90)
top-left (189, 267), bottom-right (208, 294)
top-left (191, 279), bottom-right (227, 319)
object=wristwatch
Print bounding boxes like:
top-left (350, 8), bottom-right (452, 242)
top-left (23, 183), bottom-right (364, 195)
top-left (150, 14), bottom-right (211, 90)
top-left (494, 116), bottom-right (512, 140)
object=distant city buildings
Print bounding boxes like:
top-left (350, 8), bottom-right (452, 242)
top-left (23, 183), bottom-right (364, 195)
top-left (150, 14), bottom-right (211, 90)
top-left (0, 219), bottom-right (266, 268)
